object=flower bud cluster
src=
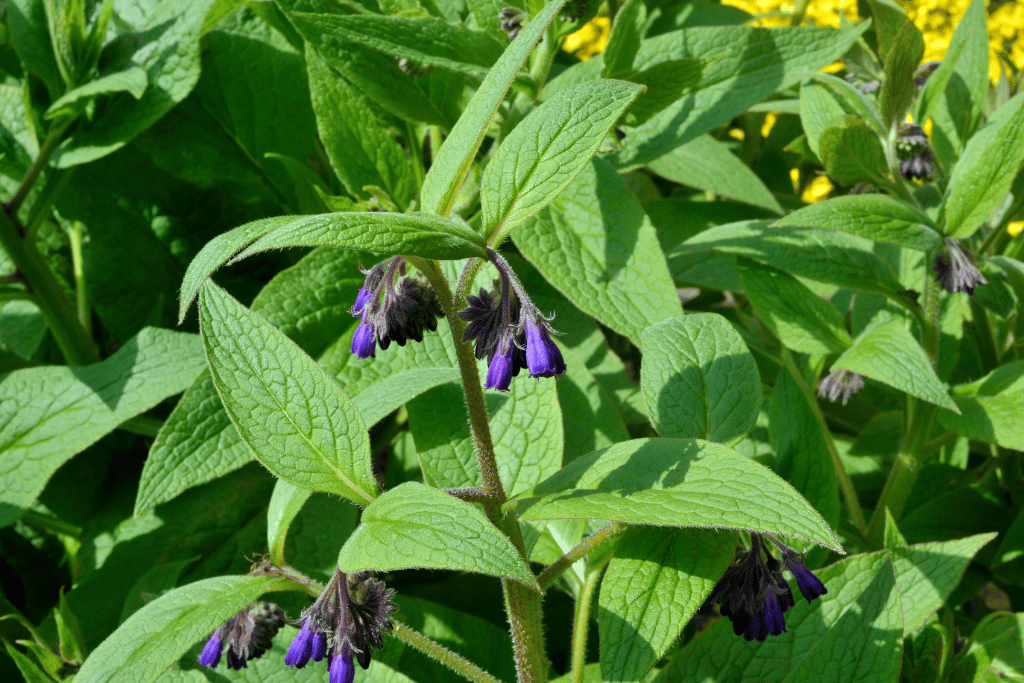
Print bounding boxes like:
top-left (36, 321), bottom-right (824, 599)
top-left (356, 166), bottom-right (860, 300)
top-left (198, 602), bottom-right (286, 670)
top-left (458, 248), bottom-right (566, 392)
top-left (934, 238), bottom-right (988, 295)
top-left (896, 123), bottom-right (934, 181)
top-left (706, 534), bottom-right (827, 642)
top-left (350, 257), bottom-right (444, 359)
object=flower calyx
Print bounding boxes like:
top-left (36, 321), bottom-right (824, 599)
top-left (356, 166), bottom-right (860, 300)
top-left (896, 123), bottom-right (934, 181)
top-left (934, 238), bottom-right (987, 295)
top-left (198, 601), bottom-right (286, 670)
top-left (349, 257), bottom-right (444, 359)
top-left (458, 248), bottom-right (565, 392)
top-left (817, 368), bottom-right (866, 405)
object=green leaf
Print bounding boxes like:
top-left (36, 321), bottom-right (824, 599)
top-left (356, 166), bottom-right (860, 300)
top-left (781, 561), bottom-right (903, 683)
top-left (514, 438), bottom-right (842, 551)
top-left (678, 220), bottom-right (904, 296)
top-left (482, 79), bottom-right (645, 243)
top-left (55, 590), bottom-right (86, 663)
top-left (337, 482), bottom-right (537, 586)
top-left (875, 5), bottom-right (925, 127)
top-left (609, 22), bottom-right (870, 169)
top-left (774, 195), bottom-right (944, 251)
top-left (640, 314), bottom-right (761, 444)
top-left (200, 282), bottom-right (377, 504)
top-left (929, 0), bottom-right (988, 162)
top-left (915, 36), bottom-right (965, 127)
top-left (74, 575), bottom-right (286, 683)
top-left (800, 79), bottom-right (856, 158)
top-left (943, 93), bottom-right (1024, 239)
top-left (179, 213), bottom-right (486, 321)
top-left (809, 73), bottom-right (886, 138)
top-left (556, 342), bottom-right (630, 464)
top-left (601, 0), bottom-right (646, 77)
top-left (599, 526), bottom-right (736, 683)
top-left (420, 0), bottom-right (566, 216)
top-left (619, 58), bottom-right (705, 128)
top-left (514, 158), bottom-right (681, 345)
top-left (267, 479), bottom-right (312, 566)
top-left (3, 641), bottom-right (52, 683)
top-left (646, 134), bottom-right (783, 214)
top-left (54, 0), bottom-right (216, 166)
top-left (291, 12), bottom-right (504, 79)
top-left (120, 559), bottom-right (198, 623)
top-left (0, 328), bottom-right (205, 527)
top-left (819, 116), bottom-right (889, 186)
top-left (0, 300), bottom-right (46, 360)
top-left (936, 390), bottom-right (1024, 451)
top-left (832, 320), bottom-right (958, 411)
top-left (737, 257), bottom-right (853, 355)
top-left (770, 371), bottom-right (840, 528)
top-left (658, 534), bottom-right (995, 683)
top-left (45, 66), bottom-right (147, 120)
top-left (7, 0), bottom-right (63, 99)
top-left (306, 48), bottom-right (416, 210)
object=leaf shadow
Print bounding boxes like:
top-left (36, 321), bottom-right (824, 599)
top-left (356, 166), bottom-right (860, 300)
top-left (69, 334), bottom-right (142, 412)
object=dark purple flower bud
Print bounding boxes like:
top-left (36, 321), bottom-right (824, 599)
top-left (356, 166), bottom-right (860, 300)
top-left (896, 123), bottom-right (934, 180)
top-left (499, 7), bottom-right (525, 40)
top-left (817, 369), bottom-right (865, 405)
top-left (198, 632), bottom-right (225, 668)
top-left (285, 618), bottom-right (314, 668)
top-left (485, 345), bottom-right (515, 392)
top-left (350, 319), bottom-right (377, 359)
top-left (330, 642), bottom-right (357, 683)
top-left (914, 61), bottom-right (940, 87)
top-left (760, 587), bottom-right (788, 639)
top-left (352, 288), bottom-right (372, 315)
top-left (783, 553), bottom-right (829, 603)
top-left (524, 317), bottom-right (566, 378)
top-left (311, 630), bottom-right (328, 661)
top-left (934, 238), bottom-right (987, 295)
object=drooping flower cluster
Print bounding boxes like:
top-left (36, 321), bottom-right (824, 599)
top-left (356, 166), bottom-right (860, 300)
top-left (198, 602), bottom-right (286, 670)
top-left (350, 257), bottom-right (444, 359)
top-left (499, 8), bottom-right (525, 40)
top-left (934, 238), bottom-right (988, 295)
top-left (896, 123), bottom-right (934, 181)
top-left (706, 534), bottom-right (827, 642)
top-left (284, 569), bottom-right (397, 683)
top-left (818, 368), bottom-right (866, 405)
top-left (458, 248), bottom-right (566, 392)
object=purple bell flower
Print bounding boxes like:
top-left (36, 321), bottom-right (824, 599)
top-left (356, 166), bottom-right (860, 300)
top-left (524, 317), bottom-right (566, 378)
top-left (285, 618), bottom-right (315, 668)
top-left (485, 346), bottom-right (515, 392)
top-left (198, 631), bottom-right (225, 668)
top-left (311, 630), bottom-right (329, 661)
top-left (352, 288), bottom-right (372, 315)
top-left (784, 553), bottom-right (829, 603)
top-left (350, 319), bottom-right (377, 359)
top-left (330, 642), bottom-right (357, 683)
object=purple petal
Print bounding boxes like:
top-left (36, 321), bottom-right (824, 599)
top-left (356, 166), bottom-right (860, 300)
top-left (524, 318), bottom-right (565, 378)
top-left (485, 348), bottom-right (514, 391)
top-left (329, 643), bottom-right (356, 683)
top-left (311, 631), bottom-right (328, 661)
top-left (352, 288), bottom-right (372, 315)
top-left (350, 319), bottom-right (377, 359)
top-left (198, 633), bottom-right (224, 668)
top-left (285, 620), bottom-right (314, 668)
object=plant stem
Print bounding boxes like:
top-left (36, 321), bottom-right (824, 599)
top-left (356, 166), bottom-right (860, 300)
top-left (537, 523), bottom-right (626, 591)
top-left (921, 252), bottom-right (942, 367)
top-left (570, 561), bottom-right (607, 683)
top-left (0, 290), bottom-right (32, 301)
top-left (779, 348), bottom-right (868, 536)
top-left (430, 126), bottom-right (445, 166)
top-left (4, 123), bottom-right (68, 218)
top-left (407, 121), bottom-right (425, 195)
top-left (68, 221), bottom-right (90, 336)
top-left (118, 415), bottom-right (164, 437)
top-left (24, 167), bottom-right (74, 241)
top-left (789, 0), bottom-right (810, 25)
top-left (528, 22), bottom-right (559, 96)
top-left (393, 622), bottom-right (505, 683)
top-left (0, 210), bottom-right (98, 365)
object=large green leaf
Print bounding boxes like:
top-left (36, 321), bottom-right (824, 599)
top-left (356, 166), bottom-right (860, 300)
top-left (200, 282), bottom-right (377, 504)
top-left (482, 79), bottom-right (644, 244)
top-left (943, 93), bottom-right (1024, 239)
top-left (291, 12), bottom-right (504, 79)
top-left (179, 213), bottom-right (486, 321)
top-left (420, 0), bottom-right (566, 216)
top-left (601, 0), bottom-right (646, 77)
top-left (337, 482), bottom-right (537, 586)
top-left (45, 67), bottom-right (147, 120)
top-left (54, 0), bottom-right (217, 166)
top-left (306, 47), bottom-right (415, 209)
top-left (557, 342), bottom-right (630, 464)
top-left (609, 22), bottom-right (869, 168)
top-left (646, 134), bottom-right (783, 214)
top-left (640, 314), bottom-right (761, 444)
top-left (875, 4), bottom-right (924, 127)
top-left (657, 534), bottom-right (995, 683)
top-left (678, 220), bottom-right (904, 296)
top-left (0, 328), bottom-right (205, 527)
top-left (831, 320), bottom-right (959, 411)
top-left (737, 257), bottom-right (853, 355)
top-left (513, 438), bottom-right (842, 551)
top-left (514, 158), bottom-right (681, 345)
top-left (74, 576), bottom-right (287, 683)
top-left (818, 117), bottom-right (889, 187)
top-left (936, 390), bottom-right (1024, 451)
top-left (775, 195), bottom-right (943, 251)
top-left (781, 561), bottom-right (903, 683)
top-left (599, 526), bottom-right (736, 683)
top-left (7, 0), bottom-right (62, 98)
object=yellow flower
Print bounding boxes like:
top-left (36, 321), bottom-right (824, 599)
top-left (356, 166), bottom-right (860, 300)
top-left (802, 175), bottom-right (833, 203)
top-left (1009, 221), bottom-right (1023, 238)
top-left (762, 112), bottom-right (778, 137)
top-left (563, 17), bottom-right (610, 61)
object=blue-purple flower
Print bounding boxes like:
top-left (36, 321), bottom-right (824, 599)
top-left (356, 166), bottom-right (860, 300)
top-left (197, 602), bottom-right (285, 670)
top-left (458, 248), bottom-right (565, 392)
top-left (706, 534), bottom-right (825, 642)
top-left (935, 238), bottom-right (987, 295)
top-left (349, 257), bottom-right (443, 359)
top-left (285, 568), bottom-right (397, 675)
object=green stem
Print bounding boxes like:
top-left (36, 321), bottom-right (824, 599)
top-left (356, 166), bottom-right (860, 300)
top-left (0, 210), bottom-right (98, 365)
top-left (68, 221), bottom-right (90, 336)
top-left (921, 252), bottom-right (942, 367)
top-left (118, 415), bottom-right (164, 438)
top-left (882, 127), bottom-right (923, 209)
top-left (430, 126), bottom-right (444, 166)
top-left (789, 0), bottom-right (810, 25)
top-left (0, 290), bottom-right (32, 301)
top-left (528, 22), bottom-right (559, 96)
top-left (393, 622), bottom-right (505, 683)
top-left (24, 167), bottom-right (74, 241)
top-left (4, 123), bottom-right (68, 218)
top-left (537, 522), bottom-right (626, 591)
top-left (780, 348), bottom-right (868, 536)
top-left (407, 121), bottom-right (425, 196)
top-left (570, 562), bottom-right (606, 683)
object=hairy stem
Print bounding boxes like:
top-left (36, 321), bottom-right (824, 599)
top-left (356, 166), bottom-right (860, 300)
top-left (570, 561), bottom-right (607, 683)
top-left (68, 221), bottom-right (90, 335)
top-left (780, 348), bottom-right (868, 535)
top-left (537, 523), bottom-right (626, 591)
top-left (921, 253), bottom-right (942, 367)
top-left (394, 622), bottom-right (505, 683)
top-left (4, 123), bottom-right (67, 218)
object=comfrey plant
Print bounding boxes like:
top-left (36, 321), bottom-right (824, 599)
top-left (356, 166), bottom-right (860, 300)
top-left (2, 1), bottom-right (1023, 683)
